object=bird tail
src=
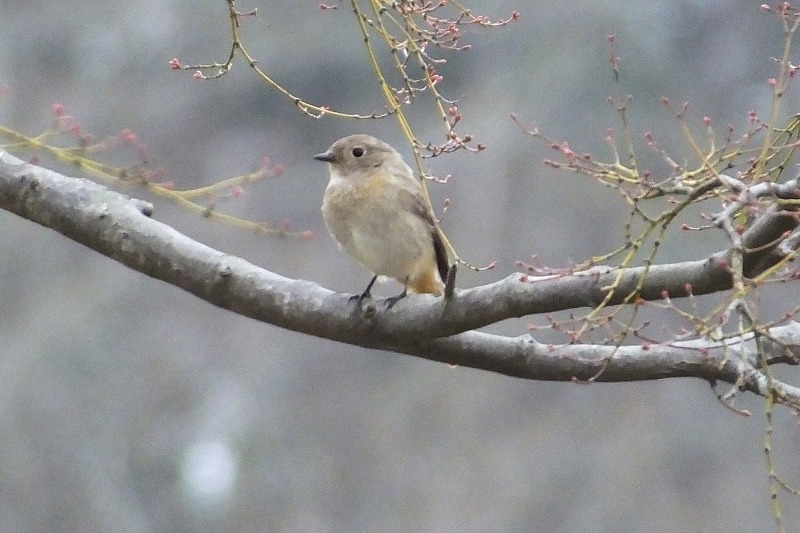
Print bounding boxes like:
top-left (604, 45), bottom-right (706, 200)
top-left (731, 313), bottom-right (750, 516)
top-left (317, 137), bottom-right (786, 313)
top-left (407, 270), bottom-right (444, 296)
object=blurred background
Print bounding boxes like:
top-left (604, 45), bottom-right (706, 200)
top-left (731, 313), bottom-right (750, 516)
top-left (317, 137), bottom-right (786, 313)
top-left (1, 1), bottom-right (800, 531)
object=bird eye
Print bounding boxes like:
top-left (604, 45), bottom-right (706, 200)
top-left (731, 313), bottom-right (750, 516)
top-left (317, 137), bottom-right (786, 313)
top-left (352, 147), bottom-right (364, 157)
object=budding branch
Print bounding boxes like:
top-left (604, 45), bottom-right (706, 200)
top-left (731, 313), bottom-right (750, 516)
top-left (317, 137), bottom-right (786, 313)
top-left (1, 150), bottom-right (799, 408)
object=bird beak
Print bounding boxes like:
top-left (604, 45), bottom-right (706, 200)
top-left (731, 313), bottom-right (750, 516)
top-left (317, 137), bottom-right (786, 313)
top-left (313, 151), bottom-right (335, 162)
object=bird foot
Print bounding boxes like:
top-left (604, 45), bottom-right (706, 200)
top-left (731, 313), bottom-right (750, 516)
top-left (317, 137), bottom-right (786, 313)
top-left (384, 289), bottom-right (408, 309)
top-left (349, 289), bottom-right (373, 305)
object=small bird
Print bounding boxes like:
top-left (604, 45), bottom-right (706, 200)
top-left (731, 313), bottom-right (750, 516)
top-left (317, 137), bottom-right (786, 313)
top-left (313, 134), bottom-right (449, 303)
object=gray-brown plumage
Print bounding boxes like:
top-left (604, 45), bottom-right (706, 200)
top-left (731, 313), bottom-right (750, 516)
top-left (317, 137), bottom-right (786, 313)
top-left (313, 134), bottom-right (448, 300)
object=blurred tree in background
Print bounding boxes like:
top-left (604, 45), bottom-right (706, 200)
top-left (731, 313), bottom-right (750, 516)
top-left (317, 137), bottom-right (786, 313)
top-left (1, 2), bottom-right (800, 532)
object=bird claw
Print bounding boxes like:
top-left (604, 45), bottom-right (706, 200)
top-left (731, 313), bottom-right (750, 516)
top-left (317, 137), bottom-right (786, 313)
top-left (384, 289), bottom-right (408, 309)
top-left (349, 290), bottom-right (372, 304)
top-left (350, 275), bottom-right (378, 305)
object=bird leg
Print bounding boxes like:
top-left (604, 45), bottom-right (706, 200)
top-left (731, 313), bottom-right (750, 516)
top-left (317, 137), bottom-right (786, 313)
top-left (350, 275), bottom-right (379, 304)
top-left (384, 277), bottom-right (409, 308)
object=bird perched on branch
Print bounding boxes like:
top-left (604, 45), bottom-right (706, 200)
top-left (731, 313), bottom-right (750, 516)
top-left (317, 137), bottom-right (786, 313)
top-left (314, 134), bottom-right (450, 305)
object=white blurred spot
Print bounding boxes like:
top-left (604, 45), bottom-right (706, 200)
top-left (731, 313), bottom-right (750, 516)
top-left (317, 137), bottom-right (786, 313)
top-left (180, 440), bottom-right (238, 512)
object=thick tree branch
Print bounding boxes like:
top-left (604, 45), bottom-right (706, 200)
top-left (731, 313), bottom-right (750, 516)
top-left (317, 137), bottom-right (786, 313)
top-left (1, 151), bottom-right (798, 407)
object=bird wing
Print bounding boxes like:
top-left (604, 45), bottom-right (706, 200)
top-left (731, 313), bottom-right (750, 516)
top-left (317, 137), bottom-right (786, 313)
top-left (399, 188), bottom-right (450, 284)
